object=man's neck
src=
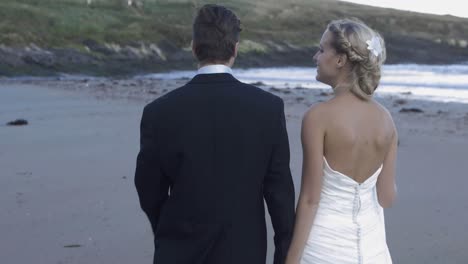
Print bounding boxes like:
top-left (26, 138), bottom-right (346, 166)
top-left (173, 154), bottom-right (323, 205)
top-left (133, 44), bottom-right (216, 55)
top-left (198, 56), bottom-right (235, 69)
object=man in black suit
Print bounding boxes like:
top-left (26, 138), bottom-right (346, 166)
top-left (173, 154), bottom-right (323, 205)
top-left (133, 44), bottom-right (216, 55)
top-left (135, 4), bottom-right (295, 264)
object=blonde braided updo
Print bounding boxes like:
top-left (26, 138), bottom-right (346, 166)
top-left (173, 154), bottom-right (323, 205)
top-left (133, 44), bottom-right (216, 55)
top-left (327, 19), bottom-right (386, 100)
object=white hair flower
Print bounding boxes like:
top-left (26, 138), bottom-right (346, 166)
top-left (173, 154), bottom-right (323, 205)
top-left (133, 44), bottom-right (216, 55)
top-left (366, 36), bottom-right (382, 57)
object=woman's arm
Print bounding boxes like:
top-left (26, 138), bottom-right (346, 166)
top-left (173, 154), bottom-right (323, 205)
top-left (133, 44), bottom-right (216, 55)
top-left (285, 105), bottom-right (326, 264)
top-left (376, 121), bottom-right (398, 208)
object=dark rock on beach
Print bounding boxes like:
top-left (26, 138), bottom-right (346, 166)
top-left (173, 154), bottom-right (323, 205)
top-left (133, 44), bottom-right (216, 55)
top-left (400, 108), bottom-right (424, 113)
top-left (6, 119), bottom-right (28, 126)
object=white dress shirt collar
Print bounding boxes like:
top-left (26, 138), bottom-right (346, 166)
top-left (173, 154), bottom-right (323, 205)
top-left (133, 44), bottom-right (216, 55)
top-left (197, 64), bottom-right (233, 75)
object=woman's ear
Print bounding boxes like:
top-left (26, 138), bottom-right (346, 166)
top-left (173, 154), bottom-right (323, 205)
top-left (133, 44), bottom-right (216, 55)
top-left (336, 53), bottom-right (348, 68)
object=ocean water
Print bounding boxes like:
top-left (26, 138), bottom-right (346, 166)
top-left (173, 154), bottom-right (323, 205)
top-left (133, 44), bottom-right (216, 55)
top-left (141, 64), bottom-right (468, 104)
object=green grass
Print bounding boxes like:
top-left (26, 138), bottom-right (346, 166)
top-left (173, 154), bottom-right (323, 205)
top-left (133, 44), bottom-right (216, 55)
top-left (1, 0), bottom-right (467, 53)
top-left (0, 0), bottom-right (195, 47)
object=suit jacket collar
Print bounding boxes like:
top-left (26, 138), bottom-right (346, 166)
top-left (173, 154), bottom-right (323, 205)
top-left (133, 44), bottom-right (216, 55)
top-left (188, 73), bottom-right (240, 84)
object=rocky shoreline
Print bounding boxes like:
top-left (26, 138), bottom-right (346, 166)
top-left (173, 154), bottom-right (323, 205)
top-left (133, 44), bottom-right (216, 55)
top-left (1, 37), bottom-right (467, 77)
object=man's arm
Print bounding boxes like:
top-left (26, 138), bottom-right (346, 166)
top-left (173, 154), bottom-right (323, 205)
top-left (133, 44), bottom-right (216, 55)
top-left (135, 105), bottom-right (170, 234)
top-left (264, 98), bottom-right (296, 264)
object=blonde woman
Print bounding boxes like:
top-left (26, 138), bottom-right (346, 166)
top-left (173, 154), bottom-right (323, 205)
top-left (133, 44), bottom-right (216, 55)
top-left (286, 19), bottom-right (397, 264)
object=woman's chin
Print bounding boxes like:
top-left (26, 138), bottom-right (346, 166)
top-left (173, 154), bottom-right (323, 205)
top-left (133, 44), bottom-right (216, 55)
top-left (315, 76), bottom-right (330, 86)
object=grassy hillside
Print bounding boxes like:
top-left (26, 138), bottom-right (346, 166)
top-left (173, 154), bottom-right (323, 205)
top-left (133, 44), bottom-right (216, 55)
top-left (1, 0), bottom-right (468, 76)
top-left (0, 0), bottom-right (193, 47)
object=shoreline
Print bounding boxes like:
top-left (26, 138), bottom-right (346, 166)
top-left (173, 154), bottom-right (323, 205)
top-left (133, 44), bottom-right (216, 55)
top-left (3, 63), bottom-right (468, 105)
top-left (4, 77), bottom-right (468, 138)
top-left (2, 61), bottom-right (468, 79)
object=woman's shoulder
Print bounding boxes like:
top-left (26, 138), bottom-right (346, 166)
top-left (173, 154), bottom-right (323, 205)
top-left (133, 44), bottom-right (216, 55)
top-left (301, 101), bottom-right (332, 130)
top-left (304, 101), bottom-right (329, 118)
top-left (304, 97), bottom-right (347, 120)
top-left (371, 99), bottom-right (395, 123)
top-left (369, 100), bottom-right (397, 137)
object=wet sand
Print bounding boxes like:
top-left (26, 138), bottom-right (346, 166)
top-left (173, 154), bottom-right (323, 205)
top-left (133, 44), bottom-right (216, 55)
top-left (1, 78), bottom-right (467, 263)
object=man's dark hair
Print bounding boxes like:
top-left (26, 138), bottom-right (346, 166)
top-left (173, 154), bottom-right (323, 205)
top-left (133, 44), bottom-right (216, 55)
top-left (192, 4), bottom-right (242, 63)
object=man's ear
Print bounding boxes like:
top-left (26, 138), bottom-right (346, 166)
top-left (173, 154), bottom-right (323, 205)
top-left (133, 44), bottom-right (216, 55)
top-left (233, 42), bottom-right (239, 58)
top-left (336, 53), bottom-right (348, 68)
top-left (191, 40), bottom-right (196, 58)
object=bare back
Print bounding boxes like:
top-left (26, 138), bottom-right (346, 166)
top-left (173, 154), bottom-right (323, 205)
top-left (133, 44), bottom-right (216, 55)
top-left (321, 93), bottom-right (395, 183)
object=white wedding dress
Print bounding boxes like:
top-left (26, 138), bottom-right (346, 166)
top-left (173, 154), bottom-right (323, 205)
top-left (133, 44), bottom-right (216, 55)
top-left (300, 157), bottom-right (392, 264)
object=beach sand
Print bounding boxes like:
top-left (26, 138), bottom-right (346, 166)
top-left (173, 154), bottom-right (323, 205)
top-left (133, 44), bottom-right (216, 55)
top-left (1, 78), bottom-right (467, 263)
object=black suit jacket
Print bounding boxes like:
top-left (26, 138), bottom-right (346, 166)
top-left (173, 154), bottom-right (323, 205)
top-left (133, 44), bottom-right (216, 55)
top-left (135, 73), bottom-right (295, 264)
